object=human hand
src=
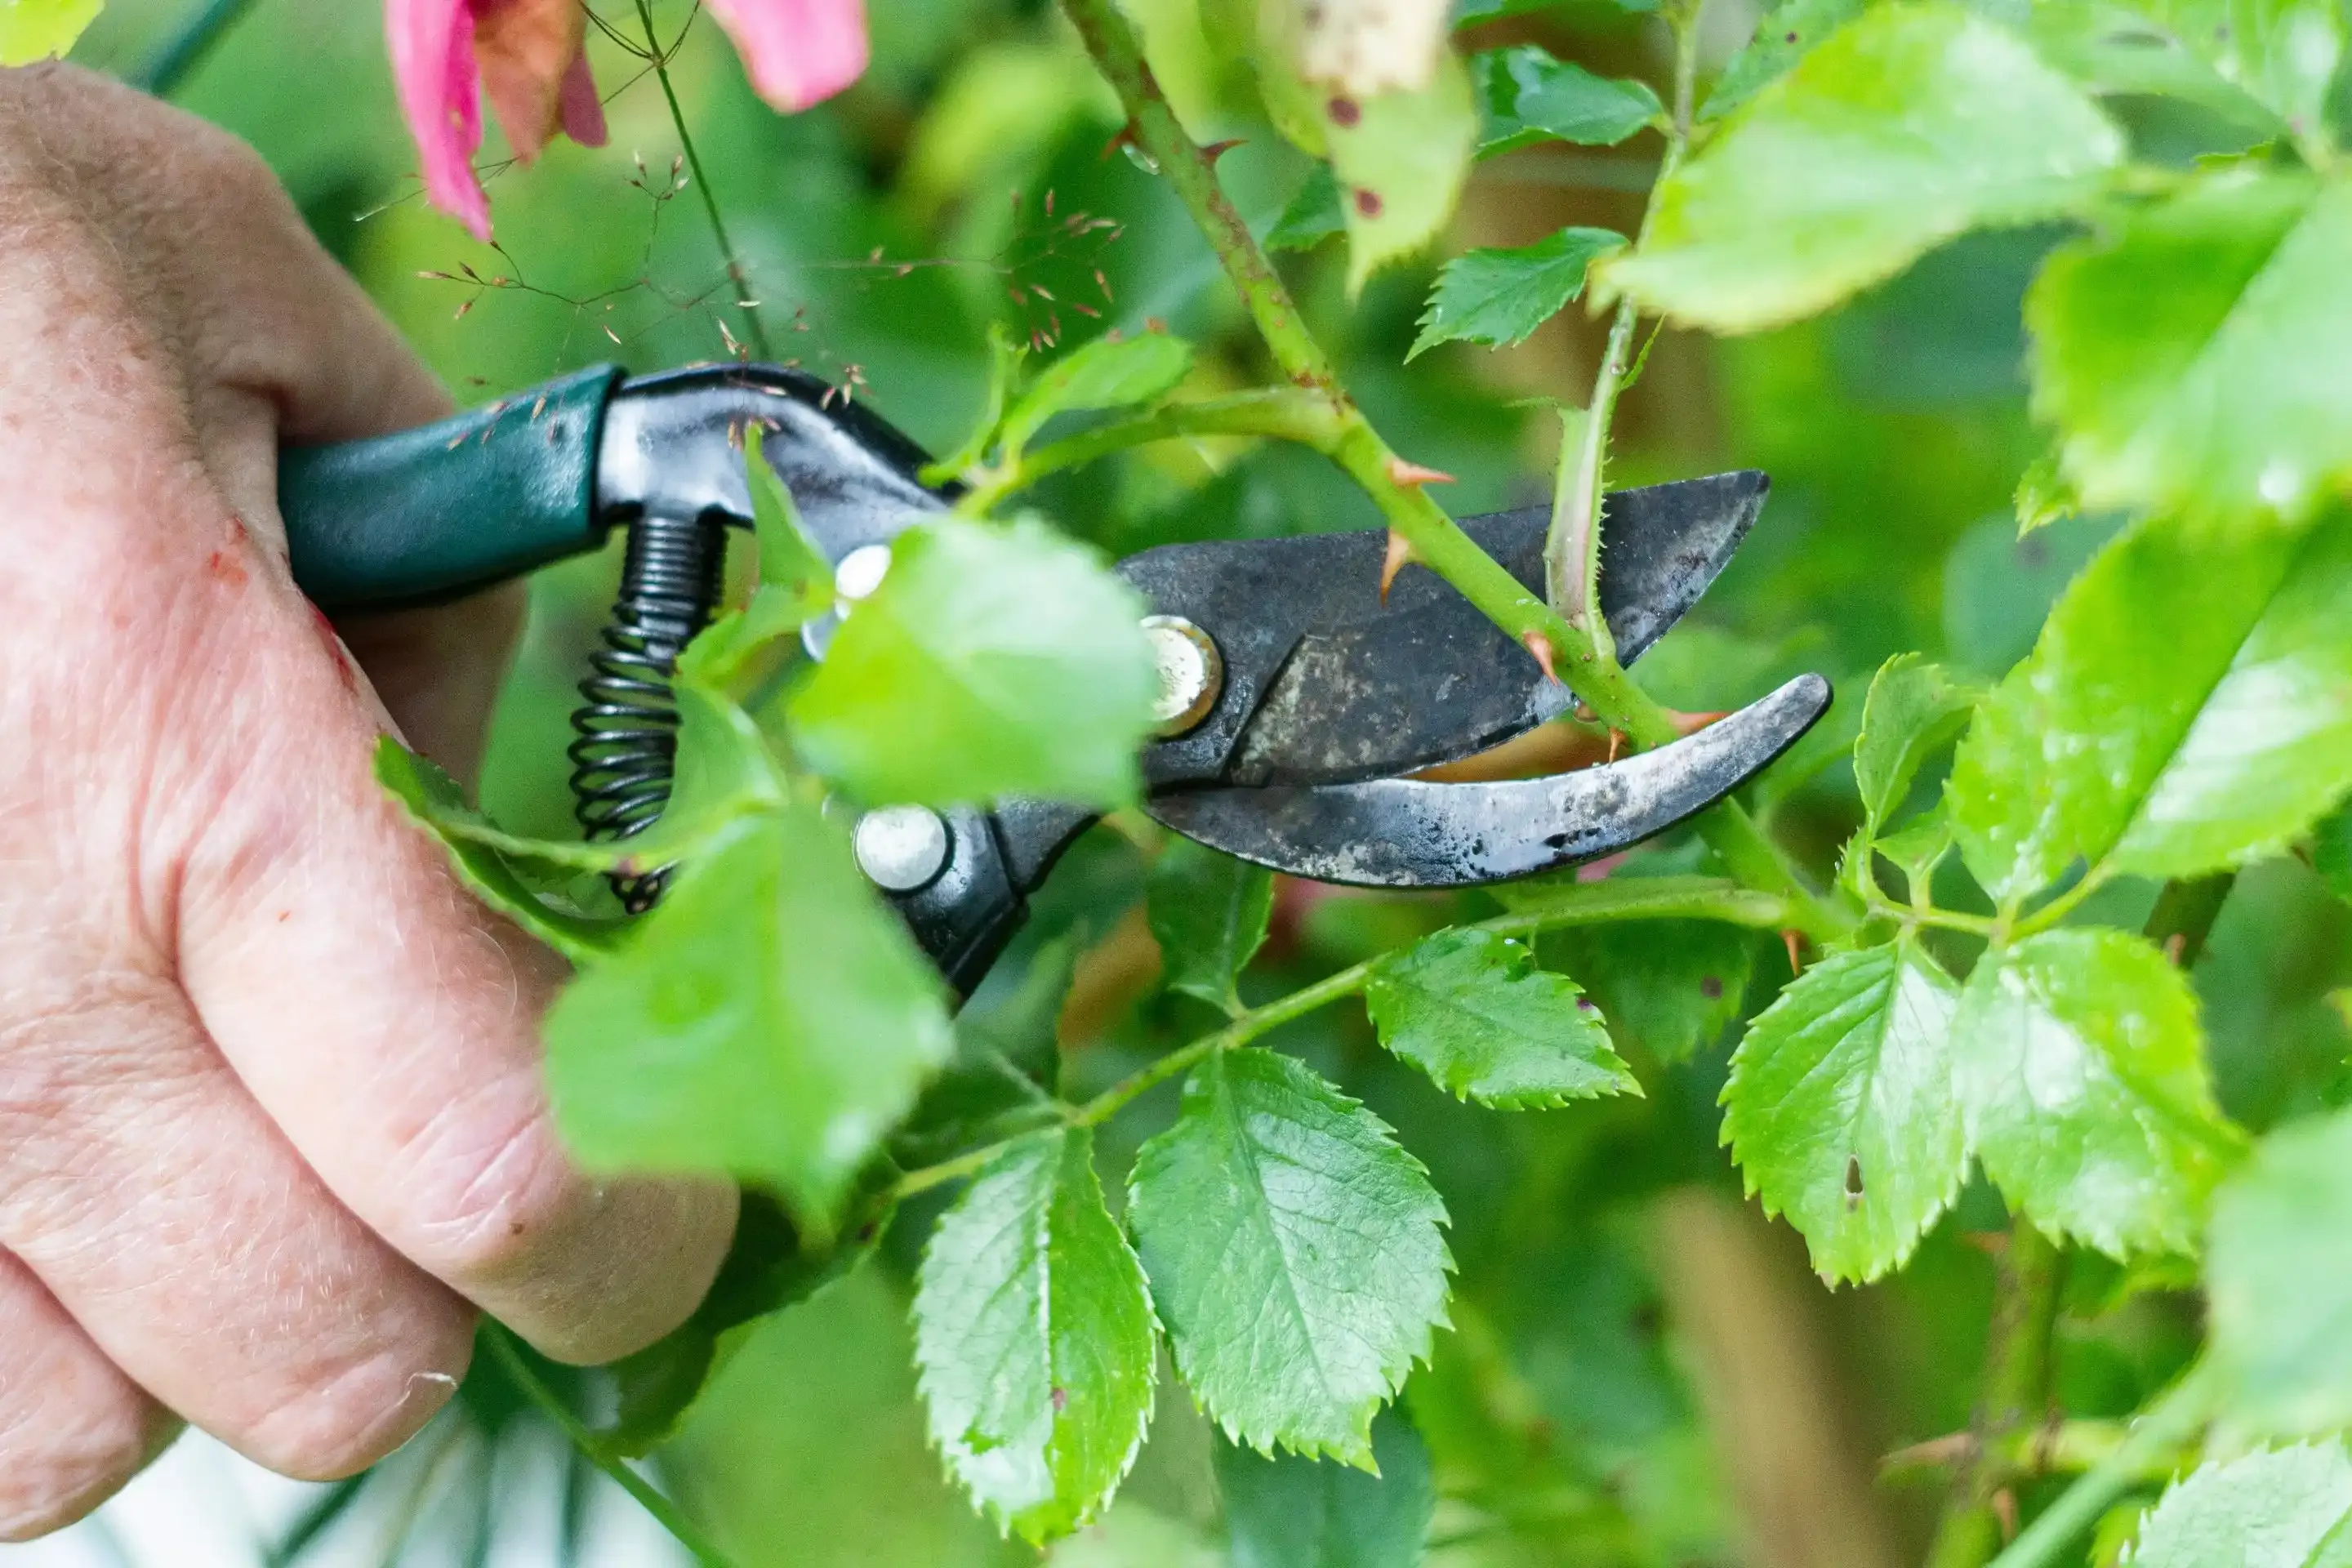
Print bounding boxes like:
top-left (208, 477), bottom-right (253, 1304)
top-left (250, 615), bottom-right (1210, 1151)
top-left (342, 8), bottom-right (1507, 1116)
top-left (0, 64), bottom-right (734, 1539)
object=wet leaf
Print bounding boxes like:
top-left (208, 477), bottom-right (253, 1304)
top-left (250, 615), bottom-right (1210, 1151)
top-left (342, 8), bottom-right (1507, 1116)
top-left (1128, 1048), bottom-right (1451, 1464)
top-left (1699, 0), bottom-right (1864, 120)
top-left (2123, 1445), bottom-right (2352, 1567)
top-left (2116, 0), bottom-right (2345, 146)
top-left (1365, 927), bottom-right (1638, 1107)
top-left (2210, 1107), bottom-right (2352, 1436)
top-left (1722, 938), bottom-right (1965, 1283)
top-left (914, 1127), bottom-right (1157, 1544)
top-left (2028, 171), bottom-right (2352, 528)
top-left (1953, 928), bottom-right (2241, 1258)
top-left (1594, 2), bottom-right (2122, 332)
top-left (1949, 509), bottom-right (2352, 901)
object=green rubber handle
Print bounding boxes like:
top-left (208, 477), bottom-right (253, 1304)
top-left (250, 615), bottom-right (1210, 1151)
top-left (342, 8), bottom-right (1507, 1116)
top-left (278, 364), bottom-right (626, 612)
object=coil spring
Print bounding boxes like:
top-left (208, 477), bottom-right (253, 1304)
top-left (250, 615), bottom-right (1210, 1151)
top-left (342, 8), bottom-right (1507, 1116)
top-left (568, 512), bottom-right (728, 911)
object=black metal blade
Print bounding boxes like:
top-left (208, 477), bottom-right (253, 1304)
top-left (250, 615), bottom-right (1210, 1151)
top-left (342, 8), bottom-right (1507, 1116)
top-left (1124, 471), bottom-right (1768, 791)
top-left (1147, 674), bottom-right (1828, 887)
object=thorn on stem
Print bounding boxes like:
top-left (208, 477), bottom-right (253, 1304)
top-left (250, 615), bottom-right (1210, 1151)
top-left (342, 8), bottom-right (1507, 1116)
top-left (1781, 929), bottom-right (1805, 975)
top-left (1520, 630), bottom-right (1560, 684)
top-left (1385, 457), bottom-right (1454, 488)
top-left (1379, 529), bottom-right (1419, 604)
top-left (1200, 138), bottom-right (1246, 163)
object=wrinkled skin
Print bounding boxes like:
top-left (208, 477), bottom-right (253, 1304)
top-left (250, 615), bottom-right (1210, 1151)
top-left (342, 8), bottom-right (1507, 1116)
top-left (0, 65), bottom-right (735, 1538)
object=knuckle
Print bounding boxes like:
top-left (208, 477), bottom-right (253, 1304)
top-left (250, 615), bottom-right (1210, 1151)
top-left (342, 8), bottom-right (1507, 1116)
top-left (394, 1091), bottom-right (582, 1286)
top-left (0, 1339), bottom-right (167, 1542)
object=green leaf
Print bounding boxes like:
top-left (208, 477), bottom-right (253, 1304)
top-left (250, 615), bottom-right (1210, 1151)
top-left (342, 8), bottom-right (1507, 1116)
top-left (914, 1126), bottom-right (1158, 1544)
top-left (1540, 919), bottom-right (1757, 1064)
top-left (602, 1186), bottom-right (891, 1456)
top-left (1364, 927), bottom-right (1638, 1107)
top-left (391, 682), bottom-right (786, 878)
top-left (789, 518), bottom-right (1159, 809)
top-left (923, 323), bottom-right (1027, 483)
top-left (2125, 1446), bottom-right (2352, 1567)
top-left (998, 332), bottom-right (1195, 455)
top-left (1592, 2), bottom-right (2122, 333)
top-left (1147, 839), bottom-right (1274, 1012)
top-left (373, 740), bottom-right (625, 964)
top-left (2018, 0), bottom-right (2282, 127)
top-left (2315, 802), bottom-right (2352, 905)
top-left (1853, 653), bottom-right (1981, 831)
top-left (0, 0), bottom-right (100, 65)
top-left (1326, 51), bottom-right (1480, 292)
top-left (1470, 45), bottom-right (1661, 155)
top-left (2027, 171), bottom-right (2352, 528)
top-left (544, 806), bottom-right (955, 1232)
top-left (2120, 0), bottom-right (2345, 147)
top-left (1406, 228), bottom-right (1624, 359)
top-left (1267, 164), bottom-right (1346, 252)
top-left (1951, 928), bottom-right (2241, 1258)
top-left (1948, 509), bottom-right (2352, 901)
top-left (2210, 1107), bottom-right (2352, 1436)
top-left (1214, 1408), bottom-right (1434, 1568)
top-left (1722, 939), bottom-right (1965, 1283)
top-left (1699, 0), bottom-right (1864, 120)
top-left (1128, 1048), bottom-right (1451, 1464)
top-left (2013, 448), bottom-right (2080, 537)
top-left (677, 425), bottom-right (836, 687)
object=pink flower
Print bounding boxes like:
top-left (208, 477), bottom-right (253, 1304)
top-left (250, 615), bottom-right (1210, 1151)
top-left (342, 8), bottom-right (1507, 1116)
top-left (390, 0), bottom-right (870, 242)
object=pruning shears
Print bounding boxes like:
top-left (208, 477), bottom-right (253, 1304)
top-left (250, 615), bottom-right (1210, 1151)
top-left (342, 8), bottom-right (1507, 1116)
top-left (278, 363), bottom-right (1830, 992)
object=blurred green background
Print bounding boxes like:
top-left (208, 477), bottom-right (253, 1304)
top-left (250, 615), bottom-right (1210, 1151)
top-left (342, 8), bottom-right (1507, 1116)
top-left (65, 0), bottom-right (2352, 1561)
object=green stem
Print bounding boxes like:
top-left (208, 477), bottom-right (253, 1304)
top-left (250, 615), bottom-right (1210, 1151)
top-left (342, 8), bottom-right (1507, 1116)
top-left (889, 875), bottom-right (1789, 1203)
top-left (136, 0), bottom-right (263, 96)
top-left (481, 1323), bottom-right (742, 1568)
top-left (1927, 1224), bottom-right (2066, 1568)
top-left (952, 390), bottom-right (1349, 515)
top-left (1054, 0), bottom-right (1847, 940)
top-left (1545, 0), bottom-right (1701, 641)
top-left (1987, 1362), bottom-right (2220, 1568)
top-left (1881, 1419), bottom-right (2185, 1486)
top-left (636, 0), bottom-right (772, 360)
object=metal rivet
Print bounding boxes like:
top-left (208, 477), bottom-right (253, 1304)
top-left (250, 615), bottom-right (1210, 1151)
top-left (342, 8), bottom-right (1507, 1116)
top-left (853, 804), bottom-right (951, 892)
top-left (1143, 615), bottom-right (1223, 737)
top-left (834, 542), bottom-right (893, 603)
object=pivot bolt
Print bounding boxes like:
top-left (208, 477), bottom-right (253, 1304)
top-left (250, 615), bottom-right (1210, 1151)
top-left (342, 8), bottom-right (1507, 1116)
top-left (853, 804), bottom-right (951, 892)
top-left (1143, 615), bottom-right (1223, 737)
top-left (834, 542), bottom-right (893, 603)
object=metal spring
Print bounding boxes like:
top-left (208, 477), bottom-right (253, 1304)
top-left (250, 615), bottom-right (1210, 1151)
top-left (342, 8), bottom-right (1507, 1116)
top-left (568, 512), bottom-right (727, 911)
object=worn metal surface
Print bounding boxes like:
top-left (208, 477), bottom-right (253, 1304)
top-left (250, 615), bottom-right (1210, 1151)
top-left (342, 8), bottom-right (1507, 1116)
top-left (1148, 675), bottom-right (1831, 887)
top-left (1113, 472), bottom-right (1767, 790)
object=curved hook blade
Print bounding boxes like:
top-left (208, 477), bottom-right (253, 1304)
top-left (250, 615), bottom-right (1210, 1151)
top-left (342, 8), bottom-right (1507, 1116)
top-left (1148, 675), bottom-right (1831, 888)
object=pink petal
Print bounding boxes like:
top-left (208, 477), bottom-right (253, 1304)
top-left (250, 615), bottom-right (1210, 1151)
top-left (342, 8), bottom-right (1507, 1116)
top-left (558, 49), bottom-right (608, 147)
top-left (387, 0), bottom-right (492, 240)
top-left (703, 0), bottom-right (867, 114)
